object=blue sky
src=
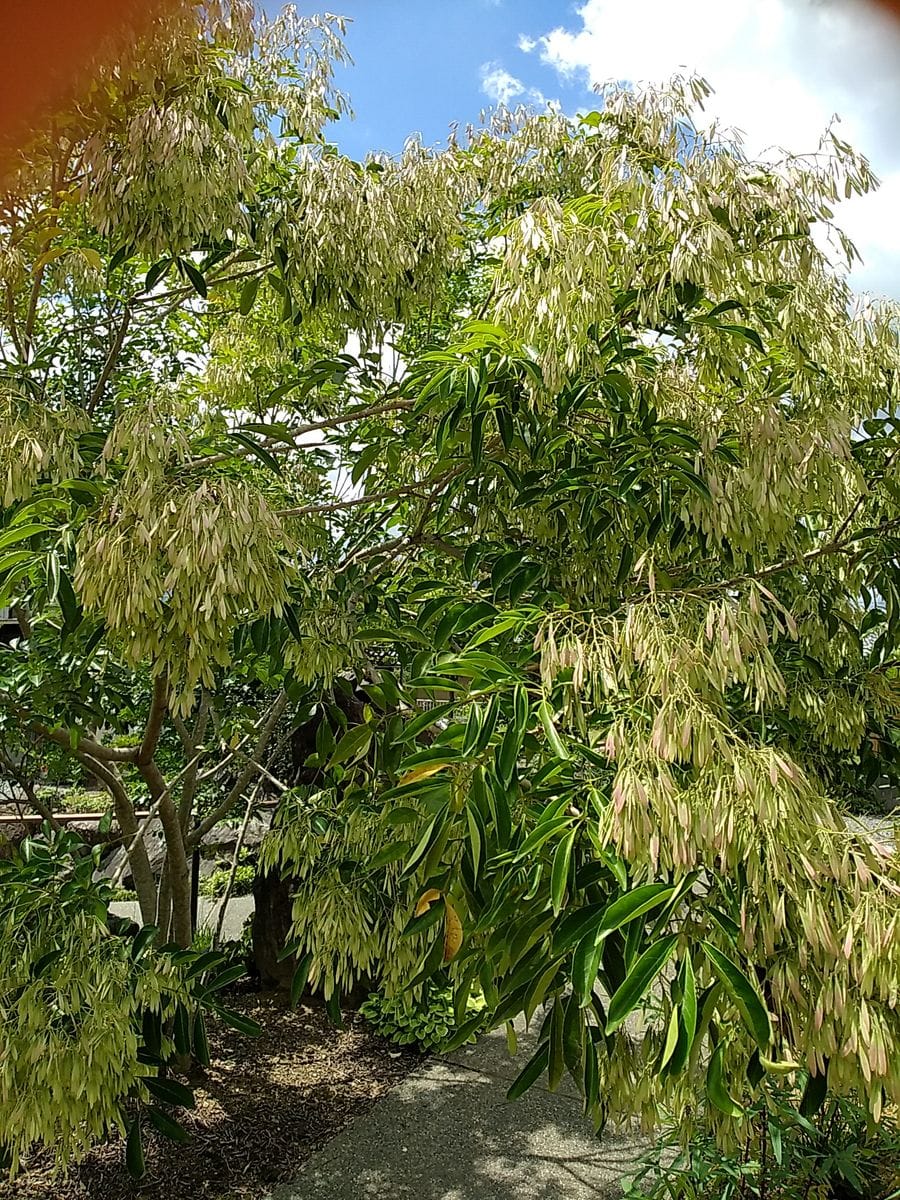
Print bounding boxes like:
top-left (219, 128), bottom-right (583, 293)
top-left (306, 0), bottom-right (590, 158)
top-left (287, 0), bottom-right (900, 298)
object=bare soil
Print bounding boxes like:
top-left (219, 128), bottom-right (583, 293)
top-left (0, 989), bottom-right (418, 1200)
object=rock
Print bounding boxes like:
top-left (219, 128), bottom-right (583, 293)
top-left (100, 819), bottom-right (167, 882)
top-left (199, 814), bottom-right (271, 853)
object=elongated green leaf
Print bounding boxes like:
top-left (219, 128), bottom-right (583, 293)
top-left (125, 1117), bottom-right (145, 1179)
top-left (701, 942), bottom-right (772, 1049)
top-left (290, 952), bottom-right (312, 1008)
top-left (465, 615), bottom-right (521, 648)
top-left (0, 523), bottom-right (47, 551)
top-left (606, 935), bottom-right (679, 1032)
top-left (524, 956), bottom-right (565, 1025)
top-left (507, 1043), bottom-right (549, 1101)
top-left (328, 724), bottom-right (372, 768)
top-left (660, 1004), bottom-right (680, 1071)
top-left (398, 701), bottom-right (458, 743)
top-left (147, 1106), bottom-right (191, 1144)
top-left (131, 925), bottom-right (159, 962)
top-left (144, 1076), bottom-right (195, 1109)
top-left (550, 826), bottom-right (577, 916)
top-left (548, 996), bottom-right (565, 1092)
top-left (537, 699), bottom-right (568, 759)
top-left (210, 1005), bottom-right (262, 1037)
top-left (192, 1012), bottom-right (210, 1067)
top-left (800, 1068), bottom-right (828, 1118)
top-left (512, 816), bottom-right (572, 863)
top-left (599, 884), bottom-right (675, 937)
top-left (706, 1042), bottom-right (744, 1117)
top-left (239, 274), bottom-right (261, 315)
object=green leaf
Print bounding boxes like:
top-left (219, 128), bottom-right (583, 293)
top-left (147, 1106), bottom-right (191, 1144)
top-left (144, 1076), bottom-right (195, 1109)
top-left (606, 935), bottom-right (679, 1032)
top-left (173, 1004), bottom-right (191, 1057)
top-left (491, 550), bottom-right (526, 592)
top-left (524, 957), bottom-right (565, 1025)
top-left (125, 1117), bottom-right (145, 1179)
top-left (598, 884), bottom-right (675, 937)
top-left (667, 955), bottom-right (697, 1075)
top-left (719, 323), bottom-right (765, 353)
top-left (326, 990), bottom-right (343, 1029)
top-left (706, 1041), bottom-right (744, 1117)
top-left (799, 1069), bottom-right (828, 1118)
top-left (0, 523), bottom-right (47, 551)
top-left (466, 804), bottom-right (483, 879)
top-left (180, 258), bottom-right (208, 297)
top-left (402, 810), bottom-right (445, 876)
top-left (659, 1004), bottom-right (680, 1071)
top-left (290, 952), bottom-right (313, 1008)
top-left (398, 701), bottom-right (458, 742)
top-left (144, 258), bottom-right (171, 290)
top-left (368, 842), bottom-right (409, 869)
top-left (192, 1012), bottom-right (210, 1067)
top-left (507, 1043), bottom-right (549, 1101)
top-left (227, 430), bottom-right (283, 476)
top-left (210, 1005), bottom-right (262, 1037)
top-left (701, 942), bottom-right (772, 1049)
top-left (512, 816), bottom-right (572, 863)
top-left (538, 699), bottom-right (568, 759)
top-left (131, 925), bottom-right (159, 961)
top-left (550, 826), bottom-right (577, 916)
top-left (465, 615), bottom-right (522, 648)
top-left (239, 274), bottom-right (261, 315)
top-left (548, 996), bottom-right (565, 1092)
top-left (328, 724), bottom-right (373, 768)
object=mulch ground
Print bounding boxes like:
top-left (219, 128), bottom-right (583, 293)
top-left (0, 988), bottom-right (420, 1200)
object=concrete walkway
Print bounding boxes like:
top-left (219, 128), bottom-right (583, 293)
top-left (269, 1022), bottom-right (644, 1200)
top-left (109, 894), bottom-right (254, 943)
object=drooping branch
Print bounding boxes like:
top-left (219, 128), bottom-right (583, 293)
top-left (188, 691), bottom-right (288, 849)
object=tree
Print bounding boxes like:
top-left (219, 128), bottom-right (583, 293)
top-left (2, 0), bottom-right (900, 1173)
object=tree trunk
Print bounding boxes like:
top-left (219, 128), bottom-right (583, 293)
top-left (251, 867), bottom-right (295, 988)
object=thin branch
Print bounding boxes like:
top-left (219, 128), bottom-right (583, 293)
top-left (189, 692), bottom-right (288, 849)
top-left (279, 480), bottom-right (432, 519)
top-left (184, 399), bottom-right (415, 471)
top-left (86, 304), bottom-right (131, 415)
top-left (129, 262), bottom-right (271, 309)
top-left (211, 782), bottom-right (260, 951)
top-left (0, 748), bottom-right (62, 832)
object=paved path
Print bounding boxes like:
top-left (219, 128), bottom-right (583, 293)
top-left (109, 894), bottom-right (254, 943)
top-left (269, 1021), bottom-right (643, 1200)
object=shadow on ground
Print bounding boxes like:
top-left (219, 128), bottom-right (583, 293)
top-left (271, 1025), bottom-right (643, 1200)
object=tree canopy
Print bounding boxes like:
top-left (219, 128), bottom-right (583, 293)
top-left (2, 0), bottom-right (900, 1175)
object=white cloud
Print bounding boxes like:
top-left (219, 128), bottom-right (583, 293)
top-left (529, 0), bottom-right (900, 297)
top-left (518, 34), bottom-right (537, 53)
top-left (479, 61), bottom-right (555, 112)
top-left (480, 62), bottom-right (527, 106)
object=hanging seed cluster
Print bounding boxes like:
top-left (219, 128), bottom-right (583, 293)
top-left (538, 582), bottom-right (900, 1118)
top-left (0, 390), bottom-right (88, 505)
top-left (75, 394), bottom-right (292, 711)
top-left (0, 870), bottom-right (186, 1174)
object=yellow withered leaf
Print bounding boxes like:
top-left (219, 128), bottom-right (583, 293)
top-left (398, 761), bottom-right (450, 787)
top-left (443, 899), bottom-right (463, 963)
top-left (414, 888), bottom-right (441, 917)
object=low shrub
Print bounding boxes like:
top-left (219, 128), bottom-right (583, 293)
top-left (623, 1085), bottom-right (900, 1200)
top-left (360, 978), bottom-right (486, 1052)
